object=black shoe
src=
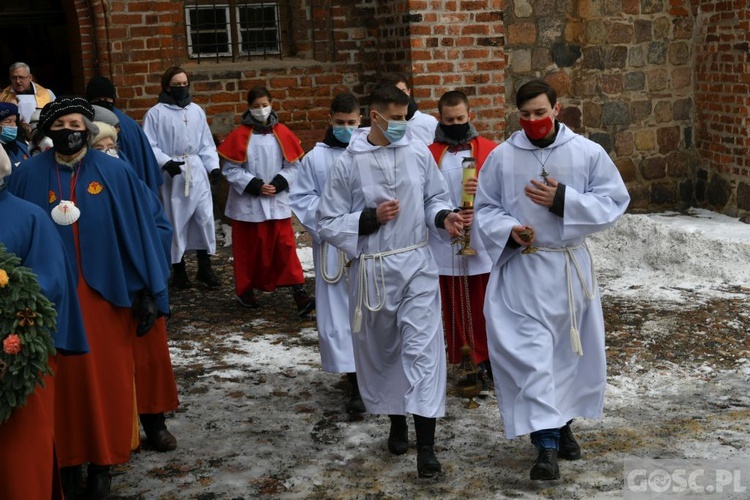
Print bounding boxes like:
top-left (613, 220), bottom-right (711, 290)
top-left (146, 428), bottom-right (178, 452)
top-left (530, 448), bottom-right (560, 481)
top-left (388, 424), bottom-right (408, 455)
top-left (85, 464), bottom-right (112, 499)
top-left (559, 423), bottom-right (581, 460)
top-left (293, 292), bottom-right (315, 318)
top-left (171, 263), bottom-right (191, 289)
top-left (196, 266), bottom-right (221, 288)
top-left (347, 393), bottom-right (366, 414)
top-left (236, 290), bottom-right (259, 308)
top-left (417, 446), bottom-right (442, 478)
top-left (61, 465), bottom-right (84, 499)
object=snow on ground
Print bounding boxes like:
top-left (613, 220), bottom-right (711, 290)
top-left (111, 210), bottom-right (750, 499)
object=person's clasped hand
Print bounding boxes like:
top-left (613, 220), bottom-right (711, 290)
top-left (162, 160), bottom-right (185, 177)
top-left (525, 176), bottom-right (558, 207)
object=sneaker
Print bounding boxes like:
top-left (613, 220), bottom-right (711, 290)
top-left (236, 290), bottom-right (259, 308)
top-left (559, 422), bottom-right (581, 460)
top-left (530, 448), bottom-right (560, 480)
top-left (417, 446), bottom-right (442, 478)
top-left (293, 292), bottom-right (315, 318)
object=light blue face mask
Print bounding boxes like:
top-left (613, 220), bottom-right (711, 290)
top-left (0, 126), bottom-right (17, 144)
top-left (332, 125), bottom-right (355, 143)
top-left (375, 112), bottom-right (407, 143)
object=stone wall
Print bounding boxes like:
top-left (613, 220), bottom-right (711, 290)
top-left (504, 0), bottom-right (698, 211)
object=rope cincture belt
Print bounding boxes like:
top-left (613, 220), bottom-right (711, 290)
top-left (352, 240), bottom-right (428, 333)
top-left (528, 241), bottom-right (596, 356)
top-left (318, 241), bottom-right (346, 284)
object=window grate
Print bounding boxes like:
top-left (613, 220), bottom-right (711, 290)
top-left (184, 0), bottom-right (289, 62)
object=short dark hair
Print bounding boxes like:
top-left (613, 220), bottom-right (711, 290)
top-left (438, 90), bottom-right (470, 115)
top-left (161, 66), bottom-right (188, 92)
top-left (378, 72), bottom-right (411, 90)
top-left (369, 84), bottom-right (411, 110)
top-left (515, 79), bottom-right (557, 108)
top-left (247, 86), bottom-right (272, 105)
top-left (330, 93), bottom-right (360, 114)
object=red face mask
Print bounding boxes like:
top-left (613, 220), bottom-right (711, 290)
top-left (519, 115), bottom-right (554, 140)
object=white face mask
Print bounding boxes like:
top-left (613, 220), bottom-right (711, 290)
top-left (250, 105), bottom-right (272, 122)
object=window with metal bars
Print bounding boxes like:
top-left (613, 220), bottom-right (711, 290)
top-left (184, 0), bottom-right (288, 61)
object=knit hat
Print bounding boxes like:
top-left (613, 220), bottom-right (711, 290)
top-left (38, 96), bottom-right (95, 134)
top-left (0, 102), bottom-right (19, 123)
top-left (90, 121), bottom-right (118, 147)
top-left (92, 104), bottom-right (119, 128)
top-left (85, 76), bottom-right (116, 102)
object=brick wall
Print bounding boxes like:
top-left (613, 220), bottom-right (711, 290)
top-left (693, 0), bottom-right (750, 214)
top-left (406, 0), bottom-right (507, 142)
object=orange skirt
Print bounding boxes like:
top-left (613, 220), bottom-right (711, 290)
top-left (54, 278), bottom-right (137, 467)
top-left (134, 317), bottom-right (179, 414)
top-left (0, 357), bottom-right (60, 500)
top-left (440, 273), bottom-right (491, 365)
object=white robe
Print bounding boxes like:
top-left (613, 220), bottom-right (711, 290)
top-left (142, 102), bottom-right (219, 263)
top-left (428, 148), bottom-right (494, 276)
top-left (15, 83), bottom-right (56, 124)
top-left (408, 110), bottom-right (439, 146)
top-left (222, 131), bottom-right (298, 223)
top-left (289, 142), bottom-right (354, 373)
top-left (475, 123), bottom-right (630, 438)
top-left (317, 128), bottom-right (451, 417)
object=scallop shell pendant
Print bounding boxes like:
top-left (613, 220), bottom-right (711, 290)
top-left (51, 200), bottom-right (81, 225)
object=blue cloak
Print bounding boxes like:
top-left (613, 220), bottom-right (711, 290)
top-left (113, 108), bottom-right (163, 194)
top-left (9, 148), bottom-right (172, 314)
top-left (0, 187), bottom-right (88, 354)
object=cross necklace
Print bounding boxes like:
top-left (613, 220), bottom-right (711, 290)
top-left (531, 148), bottom-right (554, 185)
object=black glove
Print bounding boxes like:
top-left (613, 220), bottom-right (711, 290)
top-left (244, 177), bottom-right (264, 196)
top-left (209, 169), bottom-right (222, 187)
top-left (162, 160), bottom-right (185, 177)
top-left (132, 289), bottom-right (157, 337)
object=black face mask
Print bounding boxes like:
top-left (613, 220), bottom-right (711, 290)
top-left (47, 128), bottom-right (88, 156)
top-left (92, 99), bottom-right (114, 111)
top-left (169, 86), bottom-right (190, 104)
top-left (440, 122), bottom-right (471, 142)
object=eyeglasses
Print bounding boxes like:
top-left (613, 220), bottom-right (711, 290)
top-left (10, 75), bottom-right (30, 81)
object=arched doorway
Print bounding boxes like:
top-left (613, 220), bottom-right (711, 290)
top-left (0, 0), bottom-right (77, 97)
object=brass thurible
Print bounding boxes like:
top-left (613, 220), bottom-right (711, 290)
top-left (457, 157), bottom-right (478, 256)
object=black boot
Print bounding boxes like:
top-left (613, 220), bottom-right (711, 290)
top-left (196, 250), bottom-right (220, 288)
top-left (140, 412), bottom-right (177, 452)
top-left (60, 465), bottom-right (84, 499)
top-left (530, 448), bottom-right (560, 480)
top-left (291, 284), bottom-right (315, 318)
top-left (345, 373), bottom-right (366, 414)
top-left (85, 464), bottom-right (112, 499)
top-left (387, 415), bottom-right (408, 455)
top-left (559, 420), bottom-right (581, 460)
top-left (414, 415), bottom-right (441, 478)
top-left (171, 259), bottom-right (191, 289)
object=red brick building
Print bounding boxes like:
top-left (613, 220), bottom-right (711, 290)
top-left (1, 0), bottom-right (748, 214)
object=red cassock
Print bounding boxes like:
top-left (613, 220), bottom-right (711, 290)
top-left (218, 123), bottom-right (306, 295)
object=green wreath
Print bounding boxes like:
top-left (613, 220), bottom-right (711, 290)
top-left (0, 243), bottom-right (57, 423)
